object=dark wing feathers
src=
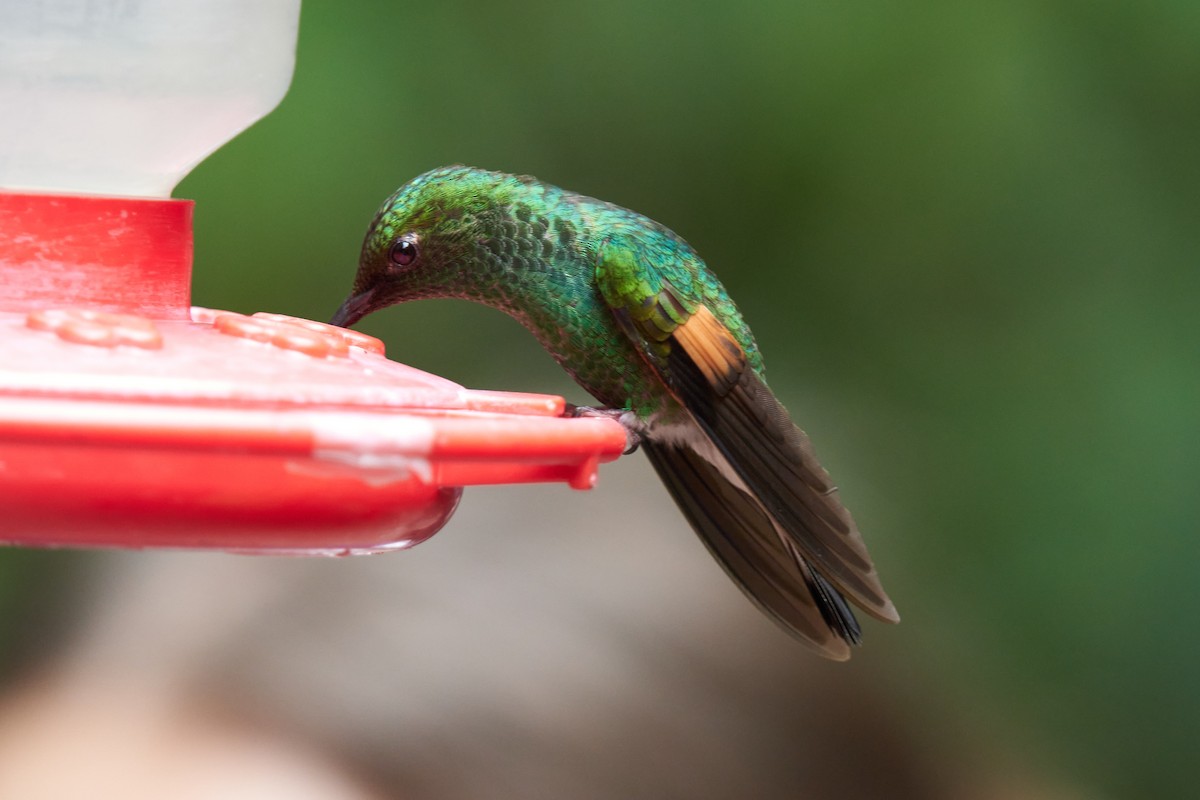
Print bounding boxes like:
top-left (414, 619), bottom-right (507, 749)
top-left (594, 243), bottom-right (897, 652)
top-left (667, 306), bottom-right (899, 624)
top-left (643, 441), bottom-right (857, 659)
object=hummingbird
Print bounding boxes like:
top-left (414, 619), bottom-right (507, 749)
top-left (331, 166), bottom-right (898, 659)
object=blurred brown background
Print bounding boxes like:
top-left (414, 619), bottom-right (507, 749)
top-left (1, 1), bottom-right (1197, 797)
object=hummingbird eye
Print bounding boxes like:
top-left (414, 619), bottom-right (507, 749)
top-left (388, 237), bottom-right (419, 268)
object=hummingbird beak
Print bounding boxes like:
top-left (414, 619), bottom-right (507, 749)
top-left (329, 287), bottom-right (377, 328)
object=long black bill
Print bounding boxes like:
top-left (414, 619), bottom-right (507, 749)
top-left (329, 289), bottom-right (376, 328)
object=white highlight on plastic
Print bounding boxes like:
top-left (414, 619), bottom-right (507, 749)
top-left (309, 412), bottom-right (436, 485)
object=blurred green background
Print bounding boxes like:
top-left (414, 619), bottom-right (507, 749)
top-left (3, 1), bottom-right (1199, 798)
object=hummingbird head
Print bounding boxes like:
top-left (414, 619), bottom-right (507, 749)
top-left (330, 165), bottom-right (536, 328)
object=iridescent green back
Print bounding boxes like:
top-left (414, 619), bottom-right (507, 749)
top-left (367, 167), bottom-right (765, 418)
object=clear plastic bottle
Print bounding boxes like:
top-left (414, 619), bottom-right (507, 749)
top-left (0, 0), bottom-right (301, 197)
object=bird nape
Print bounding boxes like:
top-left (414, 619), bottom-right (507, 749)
top-left (330, 165), bottom-right (898, 660)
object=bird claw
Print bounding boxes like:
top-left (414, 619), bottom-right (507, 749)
top-left (564, 404), bottom-right (643, 455)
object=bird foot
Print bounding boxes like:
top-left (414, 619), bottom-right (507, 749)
top-left (564, 404), bottom-right (643, 455)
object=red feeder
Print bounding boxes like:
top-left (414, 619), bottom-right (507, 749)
top-left (0, 191), bottom-right (626, 553)
top-left (0, 3), bottom-right (625, 552)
